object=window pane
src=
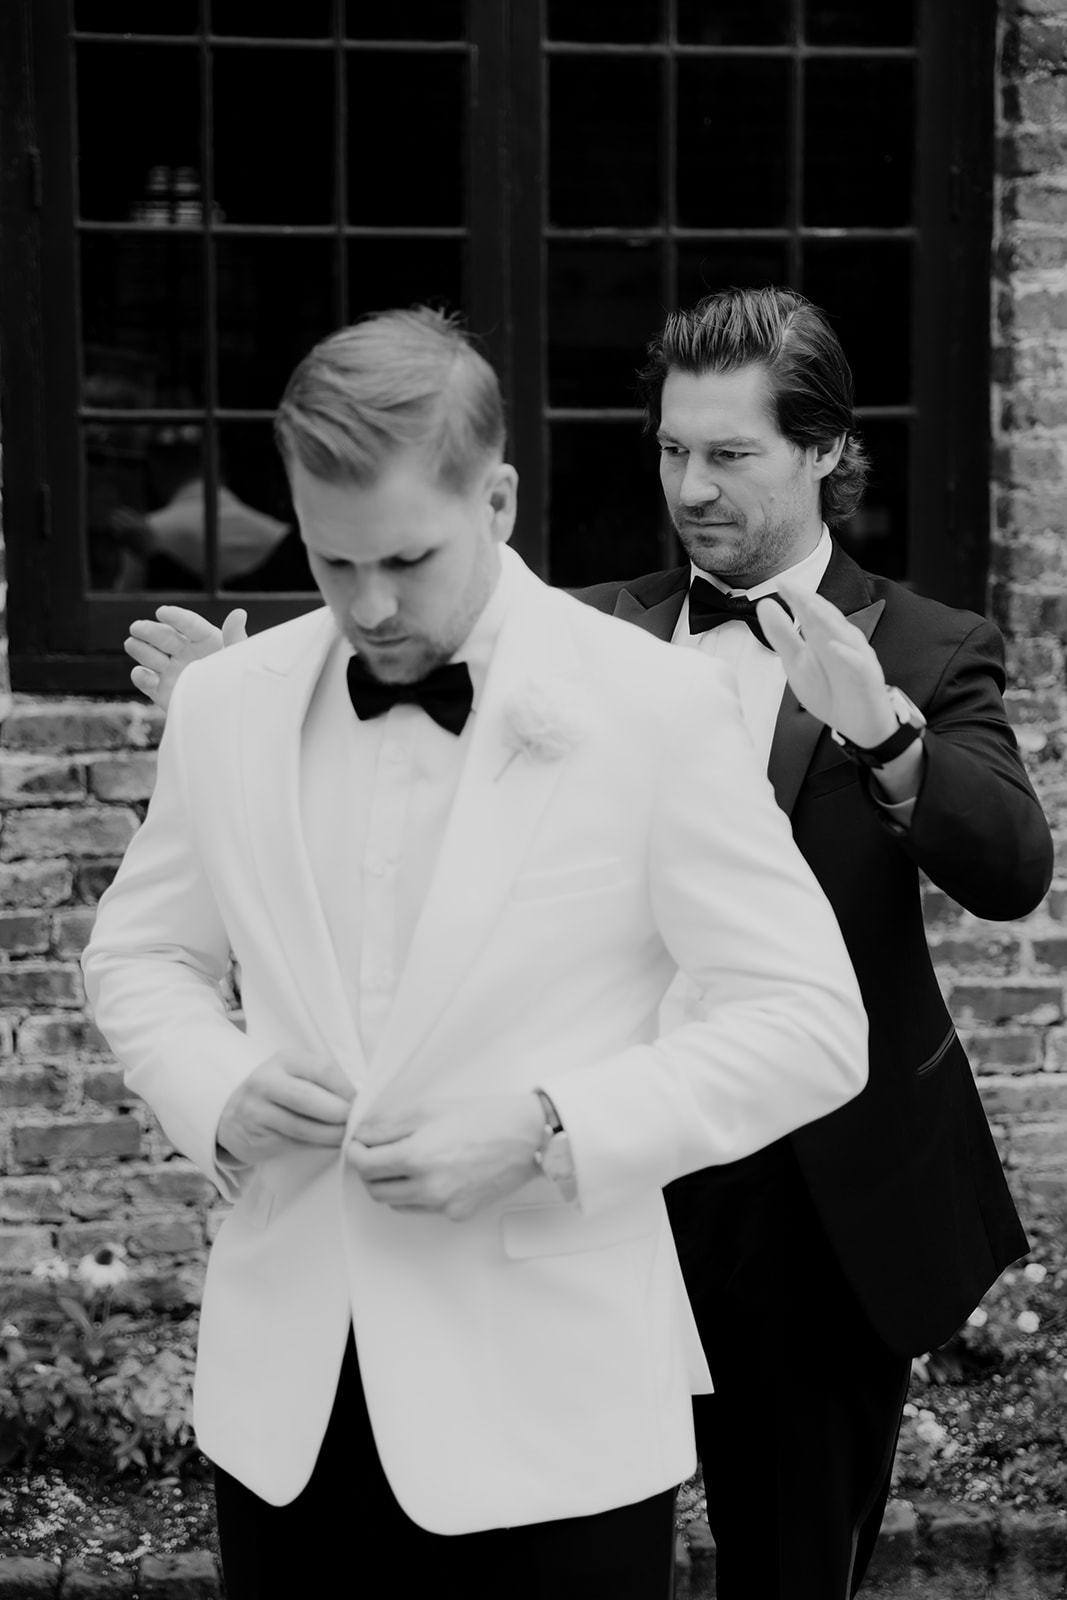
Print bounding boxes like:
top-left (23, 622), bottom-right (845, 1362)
top-left (211, 0), bottom-right (333, 36)
top-left (217, 423), bottom-right (313, 592)
top-left (676, 241), bottom-right (791, 306)
top-left (347, 239), bottom-right (466, 319)
top-left (214, 48), bottom-right (335, 224)
top-left (806, 1), bottom-right (916, 46)
top-left (801, 240), bottom-right (911, 406)
top-left (676, 59), bottom-right (791, 228)
top-left (549, 58), bottom-right (662, 228)
top-left (74, 1), bottom-right (198, 32)
top-left (676, 0), bottom-right (792, 45)
top-left (77, 44), bottom-right (200, 221)
top-left (85, 422), bottom-right (208, 594)
top-left (547, 0), bottom-right (662, 42)
top-left (347, 53), bottom-right (466, 225)
top-left (804, 60), bottom-right (915, 227)
top-left (216, 238), bottom-right (336, 408)
top-left (548, 242), bottom-right (661, 407)
top-left (549, 422), bottom-right (665, 587)
top-left (82, 234), bottom-right (204, 407)
top-left (346, 1), bottom-right (466, 40)
top-left (837, 419), bottom-right (909, 580)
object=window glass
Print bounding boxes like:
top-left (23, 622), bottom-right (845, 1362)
top-left (347, 53), bottom-right (466, 224)
top-left (804, 60), bottom-right (915, 228)
top-left (546, 0), bottom-right (662, 42)
top-left (548, 243), bottom-right (661, 408)
top-left (216, 238), bottom-right (336, 408)
top-left (549, 422), bottom-right (665, 587)
top-left (214, 48), bottom-right (335, 224)
top-left (211, 0), bottom-right (333, 36)
top-left (82, 234), bottom-right (204, 408)
top-left (676, 242), bottom-right (791, 307)
top-left (217, 422), bottom-right (313, 592)
top-left (806, 1), bottom-right (916, 46)
top-left (549, 57), bottom-right (662, 228)
top-left (77, 43), bottom-right (200, 222)
top-left (675, 0), bottom-right (792, 45)
top-left (74, 1), bottom-right (199, 32)
top-left (837, 419), bottom-right (909, 580)
top-left (346, 1), bottom-right (466, 40)
top-left (676, 58), bottom-right (791, 228)
top-left (85, 422), bottom-right (206, 594)
top-left (347, 239), bottom-right (466, 320)
top-left (801, 240), bottom-right (912, 406)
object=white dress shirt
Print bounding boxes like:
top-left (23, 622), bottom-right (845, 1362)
top-left (300, 549), bottom-right (517, 1059)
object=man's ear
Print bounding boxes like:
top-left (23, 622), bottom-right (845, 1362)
top-left (486, 461), bottom-right (519, 544)
top-left (812, 434), bottom-right (847, 482)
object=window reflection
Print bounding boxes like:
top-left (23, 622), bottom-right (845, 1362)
top-left (216, 238), bottom-right (335, 410)
top-left (77, 43), bottom-right (200, 222)
top-left (550, 422), bottom-right (665, 588)
top-left (82, 234), bottom-right (204, 408)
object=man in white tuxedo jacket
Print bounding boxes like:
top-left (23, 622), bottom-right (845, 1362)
top-left (83, 307), bottom-right (866, 1599)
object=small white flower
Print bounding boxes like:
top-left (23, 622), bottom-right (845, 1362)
top-left (1016, 1309), bottom-right (1040, 1335)
top-left (1, 1322), bottom-right (19, 1338)
top-left (966, 1306), bottom-right (988, 1328)
top-left (497, 677), bottom-right (590, 779)
top-left (910, 1353), bottom-right (931, 1384)
top-left (902, 1402), bottom-right (918, 1418)
top-left (31, 1256), bottom-right (70, 1283)
top-left (76, 1244), bottom-right (129, 1291)
top-left (1023, 1262), bottom-right (1047, 1284)
top-left (916, 1416), bottom-right (947, 1448)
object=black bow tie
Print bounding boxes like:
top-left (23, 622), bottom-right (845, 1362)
top-left (688, 577), bottom-right (792, 650)
top-left (346, 655), bottom-right (474, 735)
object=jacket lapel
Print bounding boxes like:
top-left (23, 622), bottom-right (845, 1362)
top-left (241, 611), bottom-right (367, 1084)
top-left (766, 545), bottom-right (886, 816)
top-left (611, 568), bottom-right (689, 642)
top-left (365, 570), bottom-right (581, 1089)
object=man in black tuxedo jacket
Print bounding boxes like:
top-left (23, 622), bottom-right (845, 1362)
top-left (575, 287), bottom-right (1052, 1599)
top-left (124, 288), bottom-right (1053, 1600)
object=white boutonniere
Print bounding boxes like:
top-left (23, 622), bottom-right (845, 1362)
top-left (495, 676), bottom-right (590, 780)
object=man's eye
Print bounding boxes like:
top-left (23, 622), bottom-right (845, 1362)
top-left (714, 451), bottom-right (749, 462)
top-left (660, 444), bottom-right (687, 457)
top-left (388, 553), bottom-right (431, 570)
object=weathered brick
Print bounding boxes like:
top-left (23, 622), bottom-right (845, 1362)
top-left (1043, 1026), bottom-right (1067, 1071)
top-left (0, 962), bottom-right (84, 1008)
top-left (0, 701), bottom-right (139, 753)
top-left (961, 1027), bottom-right (1046, 1073)
top-left (17, 1012), bottom-right (107, 1057)
top-left (0, 910), bottom-right (51, 953)
top-left (1005, 74), bottom-right (1067, 124)
top-left (60, 1565), bottom-right (136, 1599)
top-left (1008, 17), bottom-right (1067, 74)
top-left (123, 1164), bottom-right (213, 1206)
top-left (56, 1220), bottom-right (129, 1255)
top-left (128, 1213), bottom-right (205, 1255)
top-left (979, 1074), bottom-right (1067, 1117)
top-left (999, 128), bottom-right (1067, 179)
top-left (75, 860), bottom-right (121, 903)
top-left (87, 751), bottom-right (159, 803)
top-left (0, 1224), bottom-right (56, 1269)
top-left (0, 1064), bottom-right (65, 1109)
top-left (12, 1116), bottom-right (141, 1166)
top-left (0, 1556), bottom-right (61, 1598)
top-left (52, 907), bottom-right (98, 957)
top-left (0, 859), bottom-right (73, 907)
top-left (929, 930), bottom-right (1023, 974)
top-left (0, 1175), bottom-right (64, 1224)
top-left (921, 888), bottom-right (966, 928)
top-left (1008, 1120), bottom-right (1067, 1164)
top-left (1032, 934), bottom-right (1067, 970)
top-left (948, 982), bottom-right (1063, 1025)
top-left (994, 438), bottom-right (1067, 487)
top-left (138, 1551), bottom-right (221, 1600)
top-left (1002, 287), bottom-right (1067, 335)
top-left (0, 806), bottom-right (138, 862)
top-left (1044, 885), bottom-right (1067, 919)
top-left (0, 754), bottom-right (86, 807)
top-left (83, 1067), bottom-right (132, 1105)
top-left (1000, 230), bottom-right (1067, 275)
top-left (1003, 634), bottom-right (1066, 684)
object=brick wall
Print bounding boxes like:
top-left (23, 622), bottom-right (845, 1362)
top-left (0, 0), bottom-right (1066, 1309)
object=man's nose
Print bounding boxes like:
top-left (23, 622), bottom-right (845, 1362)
top-left (349, 575), bottom-right (399, 630)
top-left (679, 460), bottom-right (721, 506)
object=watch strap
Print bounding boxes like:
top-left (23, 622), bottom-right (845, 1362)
top-left (833, 720), bottom-right (923, 769)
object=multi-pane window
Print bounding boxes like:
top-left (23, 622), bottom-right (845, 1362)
top-left (0, 0), bottom-right (994, 691)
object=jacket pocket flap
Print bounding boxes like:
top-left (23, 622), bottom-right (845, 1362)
top-left (500, 1194), bottom-right (660, 1259)
top-left (511, 857), bottom-right (625, 902)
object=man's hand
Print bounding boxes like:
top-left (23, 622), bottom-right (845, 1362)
top-left (217, 1050), bottom-right (355, 1166)
top-left (347, 1095), bottom-right (546, 1222)
top-left (757, 586), bottom-right (898, 748)
top-left (125, 605), bottom-right (249, 711)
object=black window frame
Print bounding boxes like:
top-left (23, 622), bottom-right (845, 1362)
top-left (0, 0), bottom-right (996, 694)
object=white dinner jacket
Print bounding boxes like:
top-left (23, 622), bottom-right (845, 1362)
top-left (83, 550), bottom-right (866, 1531)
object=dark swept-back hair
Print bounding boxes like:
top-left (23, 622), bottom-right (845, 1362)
top-left (637, 286), bottom-right (870, 525)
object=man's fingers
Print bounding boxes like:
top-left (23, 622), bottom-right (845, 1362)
top-left (128, 619), bottom-right (187, 655)
top-left (154, 604), bottom-right (221, 642)
top-left (221, 608), bottom-right (249, 646)
top-left (354, 1112), bottom-right (424, 1147)
top-left (347, 1138), bottom-right (413, 1178)
top-left (756, 597), bottom-right (803, 663)
top-left (284, 1054), bottom-right (357, 1103)
top-left (271, 1075), bottom-right (353, 1125)
top-left (129, 665), bottom-right (161, 699)
top-left (124, 636), bottom-right (173, 673)
top-left (261, 1104), bottom-right (349, 1147)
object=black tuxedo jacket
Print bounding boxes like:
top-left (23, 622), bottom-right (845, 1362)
top-left (578, 543), bottom-right (1054, 1355)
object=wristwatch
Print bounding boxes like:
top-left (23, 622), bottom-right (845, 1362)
top-left (532, 1088), bottom-right (577, 1202)
top-left (831, 686), bottom-right (926, 769)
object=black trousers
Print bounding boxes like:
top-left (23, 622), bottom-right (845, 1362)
top-left (665, 1142), bottom-right (912, 1600)
top-left (215, 1328), bottom-right (678, 1600)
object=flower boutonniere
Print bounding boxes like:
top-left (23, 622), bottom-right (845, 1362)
top-left (495, 676), bottom-right (590, 781)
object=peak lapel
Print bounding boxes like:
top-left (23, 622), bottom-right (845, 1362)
top-left (364, 578), bottom-right (580, 1089)
top-left (766, 546), bottom-right (886, 816)
top-left (611, 570), bottom-right (688, 642)
top-left (241, 615), bottom-right (366, 1084)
